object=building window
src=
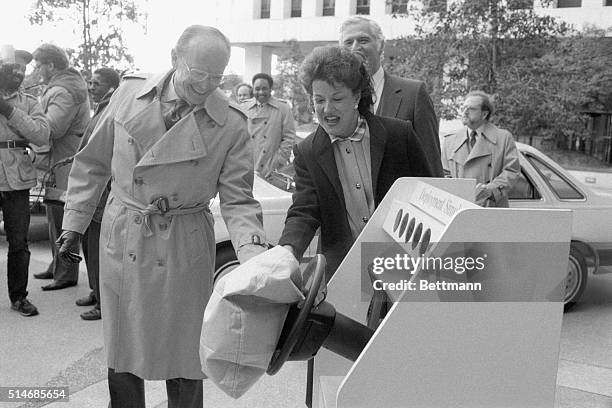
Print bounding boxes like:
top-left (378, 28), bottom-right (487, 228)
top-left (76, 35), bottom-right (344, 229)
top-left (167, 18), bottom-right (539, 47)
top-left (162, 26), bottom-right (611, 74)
top-left (389, 0), bottom-right (409, 13)
top-left (323, 0), bottom-right (335, 16)
top-left (507, 0), bottom-right (533, 8)
top-left (425, 0), bottom-right (447, 12)
top-left (260, 0), bottom-right (270, 18)
top-left (556, 0), bottom-right (581, 6)
top-left (356, 0), bottom-right (370, 14)
top-left (291, 0), bottom-right (302, 17)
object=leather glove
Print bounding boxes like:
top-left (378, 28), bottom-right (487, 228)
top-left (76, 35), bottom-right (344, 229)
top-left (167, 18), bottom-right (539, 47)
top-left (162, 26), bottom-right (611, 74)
top-left (0, 97), bottom-right (14, 118)
top-left (56, 230), bottom-right (83, 263)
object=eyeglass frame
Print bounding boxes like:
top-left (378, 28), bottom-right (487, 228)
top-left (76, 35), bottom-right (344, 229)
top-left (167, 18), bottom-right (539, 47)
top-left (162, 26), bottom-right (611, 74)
top-left (180, 58), bottom-right (224, 85)
top-left (460, 105), bottom-right (483, 113)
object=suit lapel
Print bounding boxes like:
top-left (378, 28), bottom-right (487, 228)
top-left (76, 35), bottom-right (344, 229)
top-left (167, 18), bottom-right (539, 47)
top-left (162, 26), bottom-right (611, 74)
top-left (312, 126), bottom-right (345, 205)
top-left (365, 113), bottom-right (386, 195)
top-left (377, 73), bottom-right (401, 118)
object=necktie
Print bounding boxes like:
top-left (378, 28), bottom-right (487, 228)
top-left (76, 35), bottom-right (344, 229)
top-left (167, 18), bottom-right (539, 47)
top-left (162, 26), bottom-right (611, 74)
top-left (469, 130), bottom-right (477, 150)
top-left (164, 100), bottom-right (189, 130)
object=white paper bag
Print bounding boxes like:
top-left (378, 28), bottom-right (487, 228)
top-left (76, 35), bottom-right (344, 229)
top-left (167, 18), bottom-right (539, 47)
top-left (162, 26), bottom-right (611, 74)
top-left (200, 245), bottom-right (304, 398)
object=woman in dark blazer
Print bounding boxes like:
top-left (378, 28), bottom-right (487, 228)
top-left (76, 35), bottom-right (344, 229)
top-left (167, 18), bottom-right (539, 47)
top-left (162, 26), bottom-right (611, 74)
top-left (278, 46), bottom-right (436, 280)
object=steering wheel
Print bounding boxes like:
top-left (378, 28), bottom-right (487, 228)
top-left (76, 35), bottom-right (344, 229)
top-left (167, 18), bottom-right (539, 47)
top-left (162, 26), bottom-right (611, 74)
top-left (267, 254), bottom-right (326, 375)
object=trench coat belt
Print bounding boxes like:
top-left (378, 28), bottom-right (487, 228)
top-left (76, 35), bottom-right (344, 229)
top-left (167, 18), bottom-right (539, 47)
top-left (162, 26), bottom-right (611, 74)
top-left (111, 185), bottom-right (210, 238)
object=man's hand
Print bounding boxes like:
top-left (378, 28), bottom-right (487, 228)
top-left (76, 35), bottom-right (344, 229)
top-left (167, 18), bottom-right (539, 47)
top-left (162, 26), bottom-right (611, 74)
top-left (475, 183), bottom-right (494, 203)
top-left (56, 230), bottom-right (83, 263)
top-left (282, 245), bottom-right (297, 259)
top-left (0, 96), bottom-right (14, 118)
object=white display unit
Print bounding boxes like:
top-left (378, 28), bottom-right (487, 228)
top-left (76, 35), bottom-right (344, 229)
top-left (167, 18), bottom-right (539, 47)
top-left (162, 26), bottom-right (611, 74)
top-left (313, 177), bottom-right (572, 408)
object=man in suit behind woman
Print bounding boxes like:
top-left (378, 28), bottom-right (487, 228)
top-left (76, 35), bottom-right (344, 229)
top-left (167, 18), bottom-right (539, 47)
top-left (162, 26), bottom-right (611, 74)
top-left (339, 16), bottom-right (443, 176)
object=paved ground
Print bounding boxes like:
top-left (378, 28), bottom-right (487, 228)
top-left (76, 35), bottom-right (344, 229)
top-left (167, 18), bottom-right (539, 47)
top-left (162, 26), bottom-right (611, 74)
top-left (0, 239), bottom-right (611, 407)
top-left (0, 240), bottom-right (307, 408)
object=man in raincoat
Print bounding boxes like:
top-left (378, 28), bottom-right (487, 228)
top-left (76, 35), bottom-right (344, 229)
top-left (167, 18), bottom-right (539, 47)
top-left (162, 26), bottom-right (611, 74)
top-left (441, 91), bottom-right (519, 207)
top-left (57, 25), bottom-right (267, 408)
top-left (244, 73), bottom-right (295, 178)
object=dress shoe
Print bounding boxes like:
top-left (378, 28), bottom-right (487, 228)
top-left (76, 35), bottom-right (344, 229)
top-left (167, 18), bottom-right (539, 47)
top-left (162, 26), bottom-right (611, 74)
top-left (11, 298), bottom-right (39, 317)
top-left (34, 271), bottom-right (53, 280)
top-left (80, 308), bottom-right (101, 321)
top-left (41, 280), bottom-right (77, 291)
top-left (76, 293), bottom-right (96, 307)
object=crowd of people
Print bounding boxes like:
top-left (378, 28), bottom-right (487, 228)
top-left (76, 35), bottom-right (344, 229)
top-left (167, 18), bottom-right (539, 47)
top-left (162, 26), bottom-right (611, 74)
top-left (0, 14), bottom-right (519, 408)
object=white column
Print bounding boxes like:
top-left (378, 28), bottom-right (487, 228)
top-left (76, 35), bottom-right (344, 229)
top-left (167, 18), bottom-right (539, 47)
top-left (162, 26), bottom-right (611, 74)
top-left (370, 0), bottom-right (388, 17)
top-left (271, 0), bottom-right (291, 19)
top-left (336, 0), bottom-right (356, 17)
top-left (304, 0), bottom-right (322, 17)
top-left (244, 45), bottom-right (274, 81)
top-left (252, 0), bottom-right (262, 19)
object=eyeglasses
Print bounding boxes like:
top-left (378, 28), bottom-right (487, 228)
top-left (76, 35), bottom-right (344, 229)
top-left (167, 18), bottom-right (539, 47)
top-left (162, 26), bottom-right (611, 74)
top-left (461, 105), bottom-right (482, 113)
top-left (181, 58), bottom-right (224, 85)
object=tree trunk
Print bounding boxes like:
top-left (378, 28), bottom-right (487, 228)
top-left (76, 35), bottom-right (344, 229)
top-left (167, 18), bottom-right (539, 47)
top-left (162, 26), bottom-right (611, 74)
top-left (81, 0), bottom-right (90, 73)
top-left (488, 0), bottom-right (499, 92)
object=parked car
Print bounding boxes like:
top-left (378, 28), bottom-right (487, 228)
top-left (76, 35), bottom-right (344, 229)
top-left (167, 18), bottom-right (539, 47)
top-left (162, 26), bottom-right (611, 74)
top-left (211, 164), bottom-right (298, 280)
top-left (508, 143), bottom-right (612, 310)
top-left (211, 144), bottom-right (612, 311)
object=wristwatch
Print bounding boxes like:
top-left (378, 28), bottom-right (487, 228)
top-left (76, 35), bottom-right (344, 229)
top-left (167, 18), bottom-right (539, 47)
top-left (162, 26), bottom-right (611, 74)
top-left (250, 234), bottom-right (268, 248)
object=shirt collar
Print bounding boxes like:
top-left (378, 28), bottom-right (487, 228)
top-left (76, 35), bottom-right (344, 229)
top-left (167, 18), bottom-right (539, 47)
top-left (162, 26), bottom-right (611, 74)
top-left (329, 115), bottom-right (367, 143)
top-left (165, 74), bottom-right (180, 102)
top-left (135, 69), bottom-right (229, 126)
top-left (371, 66), bottom-right (384, 90)
top-left (467, 124), bottom-right (486, 138)
top-left (466, 123), bottom-right (500, 147)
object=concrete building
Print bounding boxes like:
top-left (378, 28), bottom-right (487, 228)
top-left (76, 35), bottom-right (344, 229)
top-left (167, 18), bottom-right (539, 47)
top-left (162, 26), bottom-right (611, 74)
top-left (206, 0), bottom-right (612, 80)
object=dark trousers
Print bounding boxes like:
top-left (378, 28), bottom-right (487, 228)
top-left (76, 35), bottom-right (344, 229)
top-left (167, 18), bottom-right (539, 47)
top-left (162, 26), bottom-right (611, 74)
top-left (108, 368), bottom-right (203, 408)
top-left (45, 200), bottom-right (78, 282)
top-left (1, 190), bottom-right (31, 303)
top-left (82, 220), bottom-right (101, 309)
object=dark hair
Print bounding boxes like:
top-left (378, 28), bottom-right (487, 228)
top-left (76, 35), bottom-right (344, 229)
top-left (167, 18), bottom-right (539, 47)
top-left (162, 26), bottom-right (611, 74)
top-left (467, 90), bottom-right (495, 120)
top-left (93, 67), bottom-right (120, 89)
top-left (233, 82), bottom-right (252, 97)
top-left (32, 44), bottom-right (69, 71)
top-left (252, 72), bottom-right (273, 88)
top-left (175, 25), bottom-right (231, 56)
top-left (299, 45), bottom-right (374, 115)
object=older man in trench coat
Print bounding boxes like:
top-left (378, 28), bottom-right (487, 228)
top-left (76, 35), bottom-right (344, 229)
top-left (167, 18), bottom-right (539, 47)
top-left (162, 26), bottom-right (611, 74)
top-left (58, 26), bottom-right (266, 408)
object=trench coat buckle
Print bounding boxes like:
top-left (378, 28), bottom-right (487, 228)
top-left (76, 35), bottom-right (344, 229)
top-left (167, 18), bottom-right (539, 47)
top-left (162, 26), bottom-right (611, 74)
top-left (151, 196), bottom-right (170, 215)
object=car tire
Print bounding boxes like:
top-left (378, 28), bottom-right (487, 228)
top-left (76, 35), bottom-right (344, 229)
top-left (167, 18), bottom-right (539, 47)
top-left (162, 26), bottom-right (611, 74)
top-left (564, 246), bottom-right (588, 312)
top-left (214, 245), bottom-right (239, 285)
